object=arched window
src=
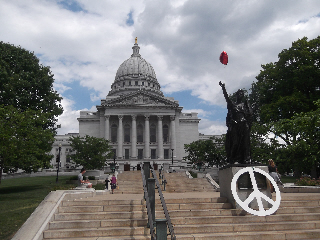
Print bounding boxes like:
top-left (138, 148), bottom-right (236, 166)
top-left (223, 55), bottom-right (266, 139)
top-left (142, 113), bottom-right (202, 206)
top-left (163, 124), bottom-right (169, 142)
top-left (150, 124), bottom-right (156, 142)
top-left (111, 124), bottom-right (117, 142)
top-left (137, 124), bottom-right (143, 142)
top-left (124, 124), bottom-right (130, 142)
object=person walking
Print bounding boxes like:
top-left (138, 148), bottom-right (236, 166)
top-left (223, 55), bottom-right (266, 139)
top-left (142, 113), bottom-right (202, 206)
top-left (105, 177), bottom-right (110, 190)
top-left (268, 159), bottom-right (283, 192)
top-left (111, 174), bottom-right (117, 194)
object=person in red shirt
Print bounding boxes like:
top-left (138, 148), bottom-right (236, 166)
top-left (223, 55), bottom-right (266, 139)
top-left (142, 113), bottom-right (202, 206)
top-left (111, 174), bottom-right (117, 194)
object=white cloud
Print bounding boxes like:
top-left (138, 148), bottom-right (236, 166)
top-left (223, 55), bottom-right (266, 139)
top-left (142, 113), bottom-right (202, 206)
top-left (1, 0), bottom-right (319, 135)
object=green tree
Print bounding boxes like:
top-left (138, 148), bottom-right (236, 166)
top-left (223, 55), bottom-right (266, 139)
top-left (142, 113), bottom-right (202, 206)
top-left (183, 136), bottom-right (226, 168)
top-left (250, 36), bottom-right (320, 133)
top-left (0, 106), bottom-right (54, 183)
top-left (272, 100), bottom-right (320, 177)
top-left (69, 135), bottom-right (113, 170)
top-left (249, 36), bottom-right (320, 176)
top-left (0, 42), bottom-right (63, 182)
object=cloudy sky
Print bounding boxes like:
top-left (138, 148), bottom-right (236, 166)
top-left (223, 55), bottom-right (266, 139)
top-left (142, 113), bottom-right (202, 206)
top-left (1, 0), bottom-right (319, 135)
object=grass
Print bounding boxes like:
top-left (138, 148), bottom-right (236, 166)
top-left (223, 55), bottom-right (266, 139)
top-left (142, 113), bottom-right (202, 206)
top-left (280, 176), bottom-right (299, 183)
top-left (0, 175), bottom-right (77, 240)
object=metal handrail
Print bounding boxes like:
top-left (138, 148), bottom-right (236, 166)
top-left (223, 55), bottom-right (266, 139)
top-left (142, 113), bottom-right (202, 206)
top-left (151, 168), bottom-right (176, 240)
top-left (141, 169), bottom-right (156, 240)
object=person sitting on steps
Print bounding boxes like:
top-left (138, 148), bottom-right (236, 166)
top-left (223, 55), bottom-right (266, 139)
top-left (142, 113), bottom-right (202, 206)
top-left (78, 168), bottom-right (92, 188)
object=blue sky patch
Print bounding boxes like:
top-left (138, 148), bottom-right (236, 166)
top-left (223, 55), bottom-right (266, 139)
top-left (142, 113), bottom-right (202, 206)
top-left (166, 90), bottom-right (227, 121)
top-left (126, 10), bottom-right (134, 26)
top-left (64, 82), bottom-right (99, 110)
top-left (58, 0), bottom-right (87, 13)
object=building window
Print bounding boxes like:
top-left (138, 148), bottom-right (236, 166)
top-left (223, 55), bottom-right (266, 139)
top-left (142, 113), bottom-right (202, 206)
top-left (138, 149), bottom-right (143, 159)
top-left (142, 82), bottom-right (144, 85)
top-left (129, 81), bottom-right (131, 86)
top-left (151, 149), bottom-right (156, 159)
top-left (124, 124), bottom-right (130, 142)
top-left (150, 124), bottom-right (156, 142)
top-left (164, 149), bottom-right (169, 159)
top-left (123, 82), bottom-right (125, 86)
top-left (112, 149), bottom-right (116, 158)
top-left (137, 124), bottom-right (143, 142)
top-left (125, 149), bottom-right (129, 159)
top-left (135, 81), bottom-right (138, 86)
top-left (163, 124), bottom-right (169, 142)
top-left (111, 124), bottom-right (117, 142)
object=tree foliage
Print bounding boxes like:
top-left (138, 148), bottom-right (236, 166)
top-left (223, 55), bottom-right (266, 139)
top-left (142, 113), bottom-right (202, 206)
top-left (69, 135), bottom-right (113, 170)
top-left (250, 36), bottom-right (320, 129)
top-left (249, 36), bottom-right (320, 176)
top-left (183, 136), bottom-right (226, 168)
top-left (0, 106), bottom-right (54, 183)
top-left (0, 42), bottom-right (63, 182)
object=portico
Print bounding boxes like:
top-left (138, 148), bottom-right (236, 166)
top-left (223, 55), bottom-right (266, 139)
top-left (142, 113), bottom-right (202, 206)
top-left (77, 39), bottom-right (200, 166)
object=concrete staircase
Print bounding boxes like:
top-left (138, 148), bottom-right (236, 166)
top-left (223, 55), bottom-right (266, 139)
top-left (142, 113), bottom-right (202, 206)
top-left (164, 171), bottom-right (215, 193)
top-left (166, 194), bottom-right (320, 239)
top-left (43, 196), bottom-right (151, 239)
top-left (41, 170), bottom-right (320, 240)
top-left (114, 171), bottom-right (144, 194)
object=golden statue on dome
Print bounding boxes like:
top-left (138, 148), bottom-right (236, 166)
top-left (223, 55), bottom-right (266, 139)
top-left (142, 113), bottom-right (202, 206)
top-left (135, 37), bottom-right (137, 44)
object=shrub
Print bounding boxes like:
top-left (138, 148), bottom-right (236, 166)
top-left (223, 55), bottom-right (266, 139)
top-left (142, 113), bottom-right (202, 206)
top-left (295, 177), bottom-right (320, 186)
top-left (69, 175), bottom-right (78, 180)
top-left (88, 176), bottom-right (96, 180)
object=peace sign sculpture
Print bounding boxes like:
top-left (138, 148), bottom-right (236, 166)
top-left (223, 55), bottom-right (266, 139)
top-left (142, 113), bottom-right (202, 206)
top-left (231, 167), bottom-right (281, 216)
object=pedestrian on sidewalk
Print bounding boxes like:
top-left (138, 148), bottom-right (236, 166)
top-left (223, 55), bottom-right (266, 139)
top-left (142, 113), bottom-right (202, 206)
top-left (268, 159), bottom-right (283, 192)
top-left (105, 177), bottom-right (110, 190)
top-left (111, 174), bottom-right (117, 194)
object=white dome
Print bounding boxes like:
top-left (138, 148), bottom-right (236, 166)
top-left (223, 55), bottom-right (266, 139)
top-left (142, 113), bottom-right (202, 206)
top-left (108, 41), bottom-right (163, 97)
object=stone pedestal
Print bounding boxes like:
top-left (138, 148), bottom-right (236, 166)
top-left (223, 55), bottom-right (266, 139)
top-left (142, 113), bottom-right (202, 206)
top-left (219, 164), bottom-right (272, 210)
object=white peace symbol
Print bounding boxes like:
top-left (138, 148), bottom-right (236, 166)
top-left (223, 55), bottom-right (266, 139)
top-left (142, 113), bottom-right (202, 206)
top-left (231, 167), bottom-right (281, 216)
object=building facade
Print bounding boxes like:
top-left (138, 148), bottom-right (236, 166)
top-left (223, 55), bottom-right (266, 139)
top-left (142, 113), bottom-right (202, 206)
top-left (51, 40), bottom-right (201, 169)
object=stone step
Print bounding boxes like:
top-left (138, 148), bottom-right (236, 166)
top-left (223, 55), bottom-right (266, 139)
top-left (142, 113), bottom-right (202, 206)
top-left (280, 200), bottom-right (320, 207)
top-left (45, 237), bottom-right (151, 240)
top-left (174, 229), bottom-right (320, 240)
top-left (43, 227), bottom-right (149, 239)
top-left (55, 211), bottom-right (148, 221)
top-left (63, 197), bottom-right (227, 206)
top-left (276, 206), bottom-right (320, 214)
top-left (59, 204), bottom-right (148, 213)
top-left (173, 221), bottom-right (320, 235)
top-left (170, 213), bottom-right (320, 225)
top-left (62, 199), bottom-right (143, 206)
top-left (49, 219), bottom-right (148, 229)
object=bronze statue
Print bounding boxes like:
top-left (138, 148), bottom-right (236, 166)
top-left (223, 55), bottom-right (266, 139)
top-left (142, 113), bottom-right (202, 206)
top-left (219, 81), bottom-right (253, 164)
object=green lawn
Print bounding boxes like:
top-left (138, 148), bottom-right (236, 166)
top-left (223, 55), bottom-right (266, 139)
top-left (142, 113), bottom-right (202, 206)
top-left (0, 175), bottom-right (77, 240)
top-left (280, 176), bottom-right (299, 183)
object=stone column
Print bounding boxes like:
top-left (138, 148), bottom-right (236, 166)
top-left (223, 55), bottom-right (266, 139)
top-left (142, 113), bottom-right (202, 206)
top-left (157, 115), bottom-right (164, 159)
top-left (131, 115), bottom-right (137, 159)
top-left (144, 115), bottom-right (150, 159)
top-left (100, 115), bottom-right (105, 138)
top-left (170, 115), bottom-right (176, 157)
top-left (104, 115), bottom-right (110, 140)
top-left (118, 115), bottom-right (123, 159)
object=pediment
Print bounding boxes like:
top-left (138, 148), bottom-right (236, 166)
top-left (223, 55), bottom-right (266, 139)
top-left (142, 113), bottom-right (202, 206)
top-left (104, 91), bottom-right (179, 107)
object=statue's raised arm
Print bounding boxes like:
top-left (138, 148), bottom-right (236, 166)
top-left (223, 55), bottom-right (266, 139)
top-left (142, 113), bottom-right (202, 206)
top-left (219, 81), bottom-right (231, 105)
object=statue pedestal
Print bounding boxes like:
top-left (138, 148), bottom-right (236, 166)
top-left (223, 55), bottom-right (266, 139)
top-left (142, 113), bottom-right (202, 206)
top-left (219, 164), bottom-right (272, 211)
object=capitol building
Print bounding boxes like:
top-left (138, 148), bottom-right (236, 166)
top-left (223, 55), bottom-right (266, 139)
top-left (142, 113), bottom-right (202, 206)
top-left (51, 39), bottom-right (202, 170)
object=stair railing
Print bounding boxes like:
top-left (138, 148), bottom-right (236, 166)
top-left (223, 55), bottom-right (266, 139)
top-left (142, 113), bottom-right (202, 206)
top-left (151, 168), bottom-right (176, 240)
top-left (141, 168), bottom-right (156, 240)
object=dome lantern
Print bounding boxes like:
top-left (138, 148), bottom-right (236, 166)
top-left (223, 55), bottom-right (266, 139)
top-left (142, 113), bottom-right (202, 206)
top-left (108, 38), bottom-right (163, 97)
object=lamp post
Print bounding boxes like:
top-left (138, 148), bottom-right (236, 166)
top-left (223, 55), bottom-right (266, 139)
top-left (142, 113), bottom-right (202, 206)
top-left (56, 143), bottom-right (62, 183)
top-left (171, 149), bottom-right (174, 165)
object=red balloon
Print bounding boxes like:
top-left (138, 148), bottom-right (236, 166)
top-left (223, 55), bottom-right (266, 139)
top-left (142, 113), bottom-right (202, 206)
top-left (220, 51), bottom-right (228, 65)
